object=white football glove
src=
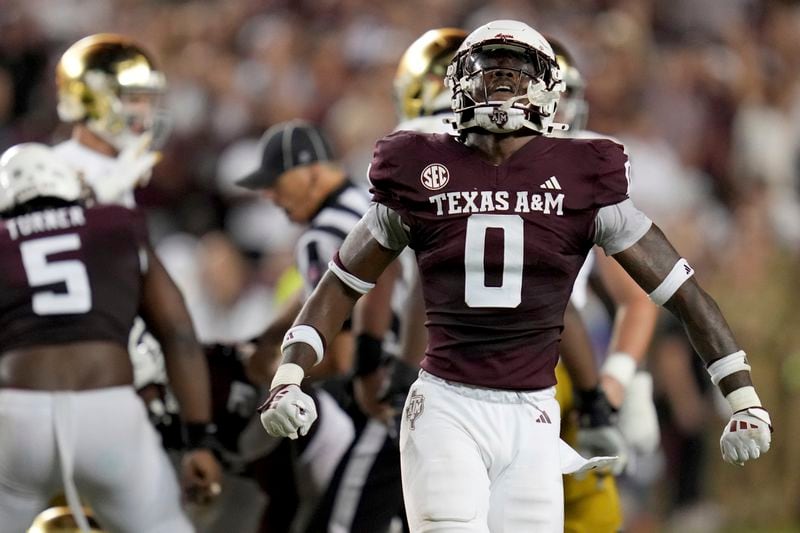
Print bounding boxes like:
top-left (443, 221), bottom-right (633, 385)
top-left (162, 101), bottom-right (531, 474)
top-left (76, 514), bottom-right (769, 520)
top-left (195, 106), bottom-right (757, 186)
top-left (93, 132), bottom-right (161, 204)
top-left (720, 407), bottom-right (772, 465)
top-left (559, 438), bottom-right (620, 476)
top-left (258, 384), bottom-right (317, 440)
top-left (577, 426), bottom-right (628, 476)
top-left (617, 371), bottom-right (660, 455)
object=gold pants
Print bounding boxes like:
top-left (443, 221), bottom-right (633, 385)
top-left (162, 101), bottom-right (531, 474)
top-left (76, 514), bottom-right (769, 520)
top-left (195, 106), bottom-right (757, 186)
top-left (556, 362), bottom-right (623, 533)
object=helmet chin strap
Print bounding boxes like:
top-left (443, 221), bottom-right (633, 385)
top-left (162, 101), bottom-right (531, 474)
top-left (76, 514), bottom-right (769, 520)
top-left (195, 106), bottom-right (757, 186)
top-left (498, 94), bottom-right (528, 112)
top-left (497, 94), bottom-right (569, 133)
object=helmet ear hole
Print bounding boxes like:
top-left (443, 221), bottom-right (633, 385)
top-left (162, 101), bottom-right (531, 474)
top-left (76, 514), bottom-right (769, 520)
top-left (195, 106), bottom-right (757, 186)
top-left (56, 93), bottom-right (85, 122)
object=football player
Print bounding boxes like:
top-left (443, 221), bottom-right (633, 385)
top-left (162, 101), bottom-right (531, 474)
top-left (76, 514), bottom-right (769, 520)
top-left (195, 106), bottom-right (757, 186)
top-left (306, 28), bottom-right (624, 533)
top-left (53, 33), bottom-right (165, 207)
top-left (260, 20), bottom-right (772, 532)
top-left (51, 33), bottom-right (179, 411)
top-left (0, 144), bottom-right (220, 532)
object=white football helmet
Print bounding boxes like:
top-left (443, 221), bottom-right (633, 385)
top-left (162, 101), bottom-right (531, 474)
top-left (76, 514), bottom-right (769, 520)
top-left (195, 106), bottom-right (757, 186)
top-left (0, 143), bottom-right (82, 213)
top-left (446, 20), bottom-right (566, 134)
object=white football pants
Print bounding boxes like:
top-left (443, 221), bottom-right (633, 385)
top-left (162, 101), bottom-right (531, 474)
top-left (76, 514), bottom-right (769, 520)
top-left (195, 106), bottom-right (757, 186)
top-left (0, 386), bottom-right (193, 533)
top-left (400, 371), bottom-right (563, 533)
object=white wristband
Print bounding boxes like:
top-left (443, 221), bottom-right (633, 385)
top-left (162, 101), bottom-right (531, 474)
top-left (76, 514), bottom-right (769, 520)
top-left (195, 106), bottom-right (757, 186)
top-left (281, 325), bottom-right (325, 365)
top-left (725, 386), bottom-right (762, 413)
top-left (270, 363), bottom-right (305, 389)
top-left (707, 350), bottom-right (750, 386)
top-left (601, 352), bottom-right (637, 390)
top-left (648, 258), bottom-right (694, 306)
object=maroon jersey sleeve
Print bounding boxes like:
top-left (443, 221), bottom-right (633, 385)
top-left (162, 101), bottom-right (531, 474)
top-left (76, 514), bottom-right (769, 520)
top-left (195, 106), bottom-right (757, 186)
top-left (589, 139), bottom-right (630, 208)
top-left (368, 131), bottom-right (421, 219)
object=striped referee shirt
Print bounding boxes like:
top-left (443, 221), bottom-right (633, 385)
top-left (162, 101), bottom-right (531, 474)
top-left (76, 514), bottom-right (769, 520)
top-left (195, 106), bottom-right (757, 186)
top-left (296, 181), bottom-right (370, 297)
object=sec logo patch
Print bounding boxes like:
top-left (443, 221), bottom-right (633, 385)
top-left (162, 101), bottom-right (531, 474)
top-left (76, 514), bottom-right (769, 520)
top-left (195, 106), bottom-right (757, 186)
top-left (420, 163), bottom-right (449, 190)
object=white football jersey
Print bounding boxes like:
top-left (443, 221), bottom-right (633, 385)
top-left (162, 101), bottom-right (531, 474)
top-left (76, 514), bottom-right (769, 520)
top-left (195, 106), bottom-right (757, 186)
top-left (395, 114), bottom-right (456, 135)
top-left (53, 139), bottom-right (137, 208)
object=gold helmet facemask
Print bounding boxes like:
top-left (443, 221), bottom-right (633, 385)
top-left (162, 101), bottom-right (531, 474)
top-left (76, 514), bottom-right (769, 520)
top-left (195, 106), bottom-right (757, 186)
top-left (547, 37), bottom-right (588, 135)
top-left (394, 28), bottom-right (467, 122)
top-left (56, 34), bottom-right (168, 151)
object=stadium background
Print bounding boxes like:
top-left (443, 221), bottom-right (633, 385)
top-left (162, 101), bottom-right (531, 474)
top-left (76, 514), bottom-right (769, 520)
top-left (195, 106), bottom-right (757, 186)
top-left (2, 0), bottom-right (800, 531)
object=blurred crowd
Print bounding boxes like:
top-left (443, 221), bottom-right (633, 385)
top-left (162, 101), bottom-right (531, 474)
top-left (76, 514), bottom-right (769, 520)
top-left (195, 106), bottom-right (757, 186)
top-left (3, 0), bottom-right (800, 531)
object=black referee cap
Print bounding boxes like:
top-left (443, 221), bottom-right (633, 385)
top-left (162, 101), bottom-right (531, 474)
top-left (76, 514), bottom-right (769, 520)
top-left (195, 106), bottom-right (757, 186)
top-left (236, 120), bottom-right (334, 189)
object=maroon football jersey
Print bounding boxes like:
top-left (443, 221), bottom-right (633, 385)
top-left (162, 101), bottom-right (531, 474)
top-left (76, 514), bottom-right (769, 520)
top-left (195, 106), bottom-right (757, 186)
top-left (369, 132), bottom-right (630, 390)
top-left (0, 203), bottom-right (148, 353)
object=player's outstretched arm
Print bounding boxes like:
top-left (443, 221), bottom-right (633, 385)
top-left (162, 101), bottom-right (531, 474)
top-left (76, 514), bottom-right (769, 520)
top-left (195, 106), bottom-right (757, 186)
top-left (139, 245), bottom-right (222, 499)
top-left (258, 217), bottom-right (403, 439)
top-left (140, 245), bottom-right (211, 424)
top-left (612, 224), bottom-right (772, 465)
top-left (612, 225), bottom-right (737, 367)
top-left (288, 220), bottom-right (402, 369)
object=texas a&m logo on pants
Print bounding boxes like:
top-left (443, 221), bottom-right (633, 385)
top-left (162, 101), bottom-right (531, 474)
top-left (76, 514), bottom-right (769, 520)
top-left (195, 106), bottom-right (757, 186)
top-left (420, 163), bottom-right (449, 191)
top-left (406, 389), bottom-right (425, 430)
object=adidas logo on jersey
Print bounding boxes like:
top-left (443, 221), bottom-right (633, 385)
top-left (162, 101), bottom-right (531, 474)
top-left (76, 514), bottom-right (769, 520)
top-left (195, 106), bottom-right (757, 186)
top-left (535, 410), bottom-right (552, 424)
top-left (539, 176), bottom-right (562, 190)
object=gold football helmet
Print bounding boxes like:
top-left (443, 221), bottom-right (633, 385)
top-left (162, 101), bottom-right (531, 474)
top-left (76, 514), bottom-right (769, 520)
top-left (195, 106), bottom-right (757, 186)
top-left (547, 37), bottom-right (588, 133)
top-left (56, 33), bottom-right (167, 150)
top-left (394, 27), bottom-right (467, 122)
top-left (28, 506), bottom-right (105, 533)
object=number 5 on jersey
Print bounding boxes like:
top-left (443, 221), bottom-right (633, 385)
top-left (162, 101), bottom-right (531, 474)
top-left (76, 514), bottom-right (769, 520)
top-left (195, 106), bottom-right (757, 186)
top-left (20, 233), bottom-right (92, 315)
